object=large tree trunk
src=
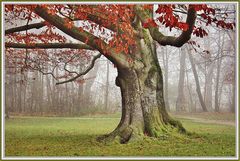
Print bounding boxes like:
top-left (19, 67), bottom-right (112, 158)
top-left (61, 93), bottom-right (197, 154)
top-left (99, 29), bottom-right (185, 143)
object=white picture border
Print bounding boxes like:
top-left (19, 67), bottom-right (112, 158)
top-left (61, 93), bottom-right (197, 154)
top-left (1, 1), bottom-right (239, 160)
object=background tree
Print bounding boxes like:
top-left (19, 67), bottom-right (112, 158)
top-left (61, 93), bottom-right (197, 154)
top-left (176, 47), bottom-right (187, 112)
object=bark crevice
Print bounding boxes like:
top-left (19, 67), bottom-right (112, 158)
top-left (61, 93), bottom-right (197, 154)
top-left (97, 26), bottom-right (186, 144)
top-left (98, 61), bottom-right (186, 144)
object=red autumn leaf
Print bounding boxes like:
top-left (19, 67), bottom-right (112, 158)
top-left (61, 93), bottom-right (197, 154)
top-left (142, 18), bottom-right (157, 28)
top-left (158, 16), bottom-right (163, 23)
top-left (64, 20), bottom-right (73, 29)
top-left (201, 13), bottom-right (208, 19)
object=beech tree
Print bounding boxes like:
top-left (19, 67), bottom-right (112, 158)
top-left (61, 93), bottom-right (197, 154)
top-left (4, 4), bottom-right (235, 143)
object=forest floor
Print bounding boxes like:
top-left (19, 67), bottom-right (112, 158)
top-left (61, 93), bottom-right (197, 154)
top-left (4, 112), bottom-right (236, 157)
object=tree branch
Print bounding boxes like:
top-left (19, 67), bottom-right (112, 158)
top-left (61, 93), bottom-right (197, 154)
top-left (5, 42), bottom-right (94, 50)
top-left (6, 5), bottom-right (132, 69)
top-left (5, 12), bottom-right (117, 35)
top-left (33, 5), bottom-right (132, 69)
top-left (56, 53), bottom-right (101, 85)
top-left (33, 5), bottom-right (107, 52)
top-left (135, 5), bottom-right (197, 47)
top-left (5, 22), bottom-right (46, 35)
top-left (154, 5), bottom-right (196, 47)
top-left (58, 4), bottom-right (118, 32)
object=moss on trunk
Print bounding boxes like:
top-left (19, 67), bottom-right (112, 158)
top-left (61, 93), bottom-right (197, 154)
top-left (97, 27), bottom-right (186, 144)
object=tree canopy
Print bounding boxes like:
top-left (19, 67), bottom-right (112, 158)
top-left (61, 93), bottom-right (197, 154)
top-left (5, 4), bottom-right (235, 83)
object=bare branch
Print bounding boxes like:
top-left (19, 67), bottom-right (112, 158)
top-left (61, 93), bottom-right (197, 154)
top-left (5, 42), bottom-right (94, 50)
top-left (63, 54), bottom-right (80, 75)
top-left (56, 53), bottom-right (101, 85)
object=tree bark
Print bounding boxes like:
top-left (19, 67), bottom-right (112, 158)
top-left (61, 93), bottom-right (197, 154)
top-left (99, 29), bottom-right (185, 143)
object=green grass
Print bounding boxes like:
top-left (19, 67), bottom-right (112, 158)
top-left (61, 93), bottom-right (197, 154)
top-left (5, 116), bottom-right (236, 157)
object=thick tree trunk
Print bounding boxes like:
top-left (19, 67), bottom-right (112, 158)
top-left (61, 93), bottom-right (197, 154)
top-left (98, 29), bottom-right (185, 143)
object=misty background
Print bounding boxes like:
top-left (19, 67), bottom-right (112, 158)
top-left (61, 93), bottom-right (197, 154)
top-left (4, 4), bottom-right (236, 117)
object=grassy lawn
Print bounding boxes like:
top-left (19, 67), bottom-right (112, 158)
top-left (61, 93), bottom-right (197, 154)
top-left (5, 115), bottom-right (236, 157)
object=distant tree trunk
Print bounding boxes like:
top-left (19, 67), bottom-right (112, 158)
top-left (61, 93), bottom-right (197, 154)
top-left (214, 58), bottom-right (222, 112)
top-left (226, 31), bottom-right (236, 113)
top-left (188, 48), bottom-right (208, 112)
top-left (70, 82), bottom-right (75, 115)
top-left (5, 67), bottom-right (11, 118)
top-left (202, 36), bottom-right (214, 111)
top-left (104, 61), bottom-right (110, 111)
top-left (186, 70), bottom-right (195, 112)
top-left (18, 74), bottom-right (23, 113)
top-left (176, 48), bottom-right (187, 112)
top-left (76, 81), bottom-right (84, 114)
top-left (65, 75), bottom-right (69, 115)
top-left (30, 70), bottom-right (39, 114)
top-left (52, 69), bottom-right (59, 113)
top-left (231, 83), bottom-right (235, 113)
top-left (46, 75), bottom-right (53, 112)
top-left (39, 72), bottom-right (44, 115)
top-left (161, 47), bottom-right (170, 111)
top-left (204, 63), bottom-right (214, 110)
top-left (215, 31), bottom-right (225, 112)
top-left (84, 61), bottom-right (99, 105)
top-left (230, 50), bottom-right (236, 113)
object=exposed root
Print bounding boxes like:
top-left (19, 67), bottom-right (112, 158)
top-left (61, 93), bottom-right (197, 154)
top-left (96, 125), bottom-right (146, 144)
top-left (96, 132), bottom-right (116, 143)
top-left (97, 109), bottom-right (186, 144)
top-left (168, 118), bottom-right (186, 133)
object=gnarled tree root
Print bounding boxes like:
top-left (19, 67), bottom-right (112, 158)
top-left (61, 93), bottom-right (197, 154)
top-left (97, 118), bottom-right (187, 144)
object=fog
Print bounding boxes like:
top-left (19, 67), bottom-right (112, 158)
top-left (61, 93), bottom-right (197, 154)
top-left (4, 4), bottom-right (237, 117)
